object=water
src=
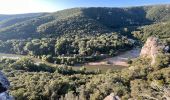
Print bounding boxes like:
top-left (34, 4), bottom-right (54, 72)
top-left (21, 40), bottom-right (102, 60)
top-left (0, 53), bottom-right (24, 59)
top-left (0, 53), bottom-right (42, 63)
top-left (75, 48), bottom-right (141, 72)
top-left (87, 48), bottom-right (141, 66)
top-left (0, 48), bottom-right (141, 72)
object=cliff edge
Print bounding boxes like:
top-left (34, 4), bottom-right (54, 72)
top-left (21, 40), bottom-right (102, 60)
top-left (140, 37), bottom-right (169, 65)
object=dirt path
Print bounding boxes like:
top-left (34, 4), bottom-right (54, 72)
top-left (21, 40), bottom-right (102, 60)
top-left (87, 48), bottom-right (141, 67)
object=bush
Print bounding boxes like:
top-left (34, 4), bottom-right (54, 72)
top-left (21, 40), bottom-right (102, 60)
top-left (154, 54), bottom-right (170, 69)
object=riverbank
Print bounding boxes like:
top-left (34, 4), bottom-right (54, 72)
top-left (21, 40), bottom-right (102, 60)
top-left (86, 48), bottom-right (141, 67)
top-left (0, 48), bottom-right (141, 72)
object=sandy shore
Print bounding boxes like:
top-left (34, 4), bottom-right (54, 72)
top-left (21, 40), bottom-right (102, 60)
top-left (87, 48), bottom-right (141, 67)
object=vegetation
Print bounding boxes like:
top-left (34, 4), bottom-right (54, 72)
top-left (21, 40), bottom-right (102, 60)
top-left (0, 4), bottom-right (169, 100)
top-left (0, 48), bottom-right (169, 100)
top-left (0, 33), bottom-right (133, 65)
top-left (132, 21), bottom-right (170, 42)
top-left (0, 5), bottom-right (170, 40)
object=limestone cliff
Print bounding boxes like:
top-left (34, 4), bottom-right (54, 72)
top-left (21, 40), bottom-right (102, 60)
top-left (140, 37), bottom-right (169, 65)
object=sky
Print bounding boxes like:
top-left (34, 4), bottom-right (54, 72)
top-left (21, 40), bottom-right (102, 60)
top-left (0, 0), bottom-right (170, 14)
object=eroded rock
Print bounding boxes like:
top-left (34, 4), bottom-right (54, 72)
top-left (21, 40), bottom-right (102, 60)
top-left (140, 37), bottom-right (169, 65)
top-left (0, 92), bottom-right (13, 100)
top-left (104, 93), bottom-right (121, 100)
top-left (0, 71), bottom-right (13, 100)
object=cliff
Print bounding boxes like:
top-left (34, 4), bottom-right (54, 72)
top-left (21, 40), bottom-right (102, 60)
top-left (140, 37), bottom-right (169, 65)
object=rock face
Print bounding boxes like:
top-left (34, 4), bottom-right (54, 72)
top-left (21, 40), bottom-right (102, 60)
top-left (104, 93), bottom-right (121, 100)
top-left (0, 71), bottom-right (13, 100)
top-left (140, 37), bottom-right (168, 65)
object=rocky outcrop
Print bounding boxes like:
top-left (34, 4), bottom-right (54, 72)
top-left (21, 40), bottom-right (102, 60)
top-left (0, 71), bottom-right (13, 100)
top-left (140, 37), bottom-right (169, 65)
top-left (104, 93), bottom-right (120, 100)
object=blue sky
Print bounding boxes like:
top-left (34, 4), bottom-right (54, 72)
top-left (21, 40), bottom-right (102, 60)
top-left (1, 0), bottom-right (170, 14)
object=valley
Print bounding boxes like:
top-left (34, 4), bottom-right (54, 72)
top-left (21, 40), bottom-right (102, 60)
top-left (0, 4), bottom-right (169, 100)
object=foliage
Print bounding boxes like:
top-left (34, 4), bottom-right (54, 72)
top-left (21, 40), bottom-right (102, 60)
top-left (0, 33), bottom-right (133, 65)
top-left (0, 5), bottom-right (170, 40)
top-left (0, 50), bottom-right (169, 100)
top-left (133, 21), bottom-right (170, 42)
top-left (0, 4), bottom-right (170, 100)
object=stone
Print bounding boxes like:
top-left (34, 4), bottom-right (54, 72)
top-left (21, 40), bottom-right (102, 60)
top-left (140, 37), bottom-right (168, 65)
top-left (0, 71), bottom-right (13, 100)
top-left (0, 71), bottom-right (10, 92)
top-left (104, 93), bottom-right (121, 100)
top-left (0, 92), bottom-right (13, 100)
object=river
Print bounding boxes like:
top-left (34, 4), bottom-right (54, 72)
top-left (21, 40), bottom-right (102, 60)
top-left (0, 48), bottom-right (141, 72)
top-left (0, 53), bottom-right (42, 63)
top-left (74, 48), bottom-right (141, 72)
top-left (0, 53), bottom-right (24, 59)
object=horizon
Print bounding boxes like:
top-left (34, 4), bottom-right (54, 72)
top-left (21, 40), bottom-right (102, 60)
top-left (0, 0), bottom-right (170, 14)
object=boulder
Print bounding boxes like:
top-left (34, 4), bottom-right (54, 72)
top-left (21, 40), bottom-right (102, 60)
top-left (104, 93), bottom-right (121, 100)
top-left (0, 92), bottom-right (13, 100)
top-left (0, 71), bottom-right (13, 100)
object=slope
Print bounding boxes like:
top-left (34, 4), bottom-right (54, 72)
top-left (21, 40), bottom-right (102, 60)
top-left (0, 13), bottom-right (46, 28)
top-left (0, 5), bottom-right (170, 40)
top-left (132, 21), bottom-right (170, 42)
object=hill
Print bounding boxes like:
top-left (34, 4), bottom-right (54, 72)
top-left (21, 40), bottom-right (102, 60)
top-left (0, 13), bottom-right (46, 22)
top-left (0, 13), bottom-right (47, 28)
top-left (0, 5), bottom-right (170, 40)
top-left (132, 21), bottom-right (170, 42)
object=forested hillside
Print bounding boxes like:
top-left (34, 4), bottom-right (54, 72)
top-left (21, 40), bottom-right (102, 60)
top-left (133, 21), bottom-right (170, 42)
top-left (0, 13), bottom-right (46, 22)
top-left (0, 14), bottom-right (47, 28)
top-left (0, 5), bottom-right (170, 40)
